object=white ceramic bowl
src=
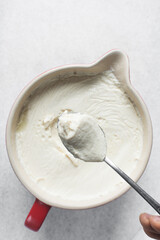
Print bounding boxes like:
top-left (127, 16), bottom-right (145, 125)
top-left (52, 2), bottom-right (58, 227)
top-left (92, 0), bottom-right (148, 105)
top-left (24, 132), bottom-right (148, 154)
top-left (6, 50), bottom-right (152, 230)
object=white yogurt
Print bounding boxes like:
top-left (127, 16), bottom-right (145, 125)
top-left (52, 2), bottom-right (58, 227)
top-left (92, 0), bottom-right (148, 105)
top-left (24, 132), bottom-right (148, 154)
top-left (58, 111), bottom-right (106, 162)
top-left (16, 71), bottom-right (143, 201)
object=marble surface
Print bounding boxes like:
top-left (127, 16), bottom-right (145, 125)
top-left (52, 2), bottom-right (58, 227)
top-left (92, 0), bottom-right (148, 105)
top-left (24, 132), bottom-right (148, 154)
top-left (1, 0), bottom-right (160, 239)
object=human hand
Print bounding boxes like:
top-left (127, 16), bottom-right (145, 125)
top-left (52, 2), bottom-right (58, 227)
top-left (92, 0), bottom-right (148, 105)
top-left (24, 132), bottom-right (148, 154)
top-left (140, 213), bottom-right (160, 239)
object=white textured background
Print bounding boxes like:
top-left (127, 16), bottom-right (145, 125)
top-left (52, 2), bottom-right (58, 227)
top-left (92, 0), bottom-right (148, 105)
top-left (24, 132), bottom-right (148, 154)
top-left (1, 0), bottom-right (160, 239)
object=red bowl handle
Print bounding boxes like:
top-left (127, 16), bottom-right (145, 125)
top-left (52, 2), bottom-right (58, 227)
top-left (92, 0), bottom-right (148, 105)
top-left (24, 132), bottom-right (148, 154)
top-left (24, 198), bottom-right (51, 231)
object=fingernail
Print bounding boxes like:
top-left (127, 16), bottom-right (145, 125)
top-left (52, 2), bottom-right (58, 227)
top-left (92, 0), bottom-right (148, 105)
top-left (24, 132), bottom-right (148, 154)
top-left (153, 216), bottom-right (160, 222)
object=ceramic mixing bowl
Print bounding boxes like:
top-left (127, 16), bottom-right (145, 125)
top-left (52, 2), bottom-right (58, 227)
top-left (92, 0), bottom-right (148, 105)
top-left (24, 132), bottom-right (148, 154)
top-left (6, 50), bottom-right (152, 231)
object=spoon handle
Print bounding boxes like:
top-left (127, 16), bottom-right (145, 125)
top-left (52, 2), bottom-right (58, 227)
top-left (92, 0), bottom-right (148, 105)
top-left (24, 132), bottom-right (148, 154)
top-left (104, 156), bottom-right (160, 214)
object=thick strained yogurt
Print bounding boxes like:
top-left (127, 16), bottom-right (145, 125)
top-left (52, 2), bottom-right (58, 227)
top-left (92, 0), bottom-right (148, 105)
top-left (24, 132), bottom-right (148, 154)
top-left (58, 111), bottom-right (106, 162)
top-left (16, 71), bottom-right (143, 201)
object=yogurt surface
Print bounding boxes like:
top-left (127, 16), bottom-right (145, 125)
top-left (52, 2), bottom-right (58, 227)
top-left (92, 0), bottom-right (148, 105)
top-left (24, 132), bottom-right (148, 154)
top-left (16, 71), bottom-right (143, 201)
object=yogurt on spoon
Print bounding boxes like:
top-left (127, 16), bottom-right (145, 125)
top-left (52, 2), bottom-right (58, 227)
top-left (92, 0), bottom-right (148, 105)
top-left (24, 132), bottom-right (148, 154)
top-left (58, 111), bottom-right (106, 162)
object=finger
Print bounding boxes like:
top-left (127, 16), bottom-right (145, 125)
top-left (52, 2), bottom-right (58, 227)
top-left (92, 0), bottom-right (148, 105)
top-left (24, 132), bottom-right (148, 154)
top-left (139, 213), bottom-right (153, 231)
top-left (150, 216), bottom-right (160, 234)
top-left (139, 213), bottom-right (150, 226)
top-left (143, 229), bottom-right (160, 239)
top-left (139, 213), bottom-right (156, 233)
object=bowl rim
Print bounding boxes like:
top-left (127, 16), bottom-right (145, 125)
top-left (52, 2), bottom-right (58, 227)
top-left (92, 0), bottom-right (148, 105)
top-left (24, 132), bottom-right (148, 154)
top-left (6, 49), bottom-right (153, 209)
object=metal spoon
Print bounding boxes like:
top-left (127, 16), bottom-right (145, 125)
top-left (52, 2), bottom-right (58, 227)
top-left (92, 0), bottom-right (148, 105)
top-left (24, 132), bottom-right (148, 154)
top-left (104, 155), bottom-right (160, 214)
top-left (57, 113), bottom-right (160, 214)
